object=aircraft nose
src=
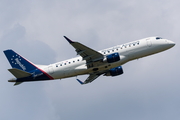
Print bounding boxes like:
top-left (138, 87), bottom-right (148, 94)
top-left (167, 40), bottom-right (175, 47)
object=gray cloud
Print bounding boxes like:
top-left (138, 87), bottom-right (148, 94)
top-left (0, 0), bottom-right (180, 120)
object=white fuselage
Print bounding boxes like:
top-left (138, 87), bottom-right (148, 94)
top-left (41, 37), bottom-right (175, 80)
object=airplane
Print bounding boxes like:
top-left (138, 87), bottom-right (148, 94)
top-left (3, 36), bottom-right (175, 86)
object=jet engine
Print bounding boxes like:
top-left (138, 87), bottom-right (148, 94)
top-left (104, 52), bottom-right (120, 63)
top-left (104, 66), bottom-right (123, 76)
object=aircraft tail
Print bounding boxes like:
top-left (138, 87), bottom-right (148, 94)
top-left (3, 49), bottom-right (37, 72)
top-left (7, 68), bottom-right (32, 86)
top-left (4, 49), bottom-right (54, 86)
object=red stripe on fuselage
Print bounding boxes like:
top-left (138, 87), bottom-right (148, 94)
top-left (14, 51), bottom-right (54, 80)
top-left (38, 68), bottom-right (54, 80)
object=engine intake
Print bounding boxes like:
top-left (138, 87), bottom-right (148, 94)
top-left (106, 53), bottom-right (120, 63)
top-left (104, 66), bottom-right (123, 76)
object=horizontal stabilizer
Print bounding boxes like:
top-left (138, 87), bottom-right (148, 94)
top-left (14, 82), bottom-right (23, 86)
top-left (8, 68), bottom-right (32, 78)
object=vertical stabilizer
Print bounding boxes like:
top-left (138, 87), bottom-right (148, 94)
top-left (3, 49), bottom-right (37, 72)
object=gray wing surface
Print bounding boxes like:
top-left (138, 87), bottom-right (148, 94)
top-left (64, 36), bottom-right (106, 84)
top-left (64, 36), bottom-right (104, 63)
top-left (83, 73), bottom-right (101, 84)
top-left (76, 73), bottom-right (102, 85)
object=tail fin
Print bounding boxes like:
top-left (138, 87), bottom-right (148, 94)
top-left (3, 49), bottom-right (37, 72)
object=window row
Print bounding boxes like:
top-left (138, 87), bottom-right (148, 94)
top-left (56, 59), bottom-right (80, 67)
top-left (102, 42), bottom-right (139, 54)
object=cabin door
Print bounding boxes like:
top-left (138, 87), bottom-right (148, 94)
top-left (146, 39), bottom-right (152, 47)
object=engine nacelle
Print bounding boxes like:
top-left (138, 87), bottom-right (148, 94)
top-left (104, 66), bottom-right (123, 76)
top-left (105, 53), bottom-right (120, 63)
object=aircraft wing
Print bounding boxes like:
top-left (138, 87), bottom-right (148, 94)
top-left (64, 36), bottom-right (104, 63)
top-left (77, 73), bottom-right (102, 84)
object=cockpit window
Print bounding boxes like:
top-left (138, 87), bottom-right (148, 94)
top-left (156, 37), bottom-right (163, 40)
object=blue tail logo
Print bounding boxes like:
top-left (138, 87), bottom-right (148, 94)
top-left (3, 49), bottom-right (37, 72)
top-left (4, 49), bottom-right (54, 85)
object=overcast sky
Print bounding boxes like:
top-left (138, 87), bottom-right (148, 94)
top-left (0, 0), bottom-right (179, 120)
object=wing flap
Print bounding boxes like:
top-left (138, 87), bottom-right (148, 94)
top-left (84, 74), bottom-right (101, 84)
top-left (76, 73), bottom-right (102, 85)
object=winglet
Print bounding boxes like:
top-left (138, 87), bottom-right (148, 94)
top-left (76, 79), bottom-right (84, 85)
top-left (64, 36), bottom-right (74, 43)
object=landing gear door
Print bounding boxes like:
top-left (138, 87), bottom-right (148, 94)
top-left (146, 39), bottom-right (152, 47)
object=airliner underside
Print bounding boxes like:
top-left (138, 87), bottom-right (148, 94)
top-left (4, 36), bottom-right (175, 85)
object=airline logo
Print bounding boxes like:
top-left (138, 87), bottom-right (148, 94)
top-left (11, 55), bottom-right (26, 71)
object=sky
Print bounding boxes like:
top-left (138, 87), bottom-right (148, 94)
top-left (0, 0), bottom-right (180, 120)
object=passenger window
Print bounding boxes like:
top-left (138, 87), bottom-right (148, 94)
top-left (156, 37), bottom-right (162, 40)
top-left (73, 61), bottom-right (75, 63)
top-left (69, 62), bottom-right (71, 64)
top-left (64, 63), bottom-right (66, 65)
